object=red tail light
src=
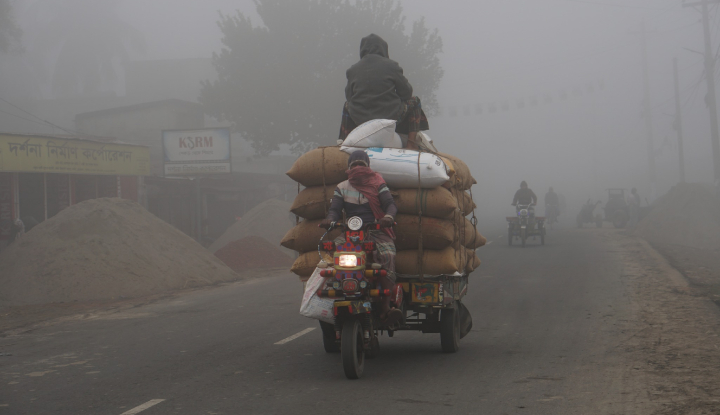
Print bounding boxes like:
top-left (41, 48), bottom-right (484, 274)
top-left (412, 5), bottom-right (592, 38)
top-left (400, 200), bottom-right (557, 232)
top-left (342, 279), bottom-right (358, 292)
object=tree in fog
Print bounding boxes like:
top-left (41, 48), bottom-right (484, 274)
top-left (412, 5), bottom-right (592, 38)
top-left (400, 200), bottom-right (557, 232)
top-left (200, 0), bottom-right (443, 155)
top-left (0, 0), bottom-right (22, 54)
top-left (32, 0), bottom-right (144, 97)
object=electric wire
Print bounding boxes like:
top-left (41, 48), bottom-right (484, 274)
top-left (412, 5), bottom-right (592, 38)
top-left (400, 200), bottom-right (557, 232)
top-left (565, 0), bottom-right (678, 11)
top-left (0, 96), bottom-right (77, 135)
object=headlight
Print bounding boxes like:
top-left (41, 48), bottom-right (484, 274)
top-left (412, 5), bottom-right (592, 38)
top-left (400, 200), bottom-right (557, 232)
top-left (520, 209), bottom-right (528, 216)
top-left (338, 255), bottom-right (358, 267)
top-left (347, 216), bottom-right (363, 231)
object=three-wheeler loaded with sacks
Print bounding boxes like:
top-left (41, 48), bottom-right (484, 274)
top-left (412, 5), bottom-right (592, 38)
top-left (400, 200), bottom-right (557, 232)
top-left (285, 121), bottom-right (485, 379)
top-left (308, 215), bottom-right (474, 379)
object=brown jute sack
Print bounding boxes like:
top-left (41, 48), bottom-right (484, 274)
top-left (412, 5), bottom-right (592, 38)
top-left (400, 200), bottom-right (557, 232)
top-left (396, 247), bottom-right (462, 275)
top-left (286, 147), bottom-right (349, 187)
top-left (290, 184), bottom-right (338, 220)
top-left (281, 219), bottom-right (342, 253)
top-left (439, 152), bottom-right (476, 190)
top-left (291, 251), bottom-right (333, 280)
top-left (390, 187), bottom-right (458, 218)
top-left (460, 217), bottom-right (486, 249)
top-left (465, 249), bottom-right (481, 273)
top-left (447, 210), bottom-right (486, 249)
top-left (394, 214), bottom-right (455, 251)
top-left (449, 188), bottom-right (476, 215)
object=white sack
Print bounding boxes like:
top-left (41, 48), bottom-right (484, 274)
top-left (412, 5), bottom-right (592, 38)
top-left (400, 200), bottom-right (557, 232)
top-left (299, 268), bottom-right (334, 324)
top-left (341, 119), bottom-right (402, 148)
top-left (340, 147), bottom-right (451, 189)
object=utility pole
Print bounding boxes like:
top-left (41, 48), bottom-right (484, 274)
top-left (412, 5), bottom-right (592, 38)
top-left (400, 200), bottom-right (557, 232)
top-left (673, 58), bottom-right (687, 183)
top-left (684, 0), bottom-right (720, 182)
top-left (640, 21), bottom-right (657, 199)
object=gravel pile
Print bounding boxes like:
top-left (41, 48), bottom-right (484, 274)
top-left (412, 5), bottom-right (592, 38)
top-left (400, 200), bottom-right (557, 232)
top-left (0, 198), bottom-right (239, 306)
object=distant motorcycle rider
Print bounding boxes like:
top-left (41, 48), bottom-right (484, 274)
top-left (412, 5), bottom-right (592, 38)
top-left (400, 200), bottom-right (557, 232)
top-left (512, 181), bottom-right (538, 217)
top-left (512, 181), bottom-right (537, 206)
top-left (545, 187), bottom-right (560, 221)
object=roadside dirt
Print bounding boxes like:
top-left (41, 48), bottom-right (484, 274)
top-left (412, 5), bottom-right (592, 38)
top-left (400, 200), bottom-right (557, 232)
top-left (606, 230), bottom-right (720, 414)
top-left (0, 268), bottom-right (289, 336)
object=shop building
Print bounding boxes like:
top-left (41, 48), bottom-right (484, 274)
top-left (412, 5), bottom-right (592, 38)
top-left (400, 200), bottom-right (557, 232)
top-left (0, 133), bottom-right (150, 248)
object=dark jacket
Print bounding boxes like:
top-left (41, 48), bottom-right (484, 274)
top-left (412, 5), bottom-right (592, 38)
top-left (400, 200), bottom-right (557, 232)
top-left (513, 188), bottom-right (537, 206)
top-left (345, 34), bottom-right (413, 125)
top-left (545, 191), bottom-right (559, 206)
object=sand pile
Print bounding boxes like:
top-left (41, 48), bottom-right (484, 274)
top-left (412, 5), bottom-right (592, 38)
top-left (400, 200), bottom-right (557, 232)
top-left (208, 198), bottom-right (295, 257)
top-left (635, 183), bottom-right (720, 250)
top-left (0, 198), bottom-right (239, 306)
top-left (214, 236), bottom-right (294, 272)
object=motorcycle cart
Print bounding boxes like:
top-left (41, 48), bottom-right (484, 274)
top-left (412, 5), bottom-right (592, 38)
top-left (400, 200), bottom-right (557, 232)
top-left (315, 217), bottom-right (471, 379)
top-left (576, 199), bottom-right (603, 228)
top-left (507, 205), bottom-right (545, 247)
top-left (604, 189), bottom-right (629, 228)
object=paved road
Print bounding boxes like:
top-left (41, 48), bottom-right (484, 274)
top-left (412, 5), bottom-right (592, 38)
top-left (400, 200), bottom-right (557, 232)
top-left (0, 226), bottom-right (640, 414)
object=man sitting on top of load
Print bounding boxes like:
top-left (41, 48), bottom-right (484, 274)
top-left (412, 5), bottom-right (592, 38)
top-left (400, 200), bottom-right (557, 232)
top-left (339, 33), bottom-right (429, 151)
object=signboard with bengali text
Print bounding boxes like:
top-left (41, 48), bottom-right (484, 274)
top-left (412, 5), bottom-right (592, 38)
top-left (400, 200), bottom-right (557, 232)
top-left (162, 128), bottom-right (231, 175)
top-left (0, 134), bottom-right (150, 176)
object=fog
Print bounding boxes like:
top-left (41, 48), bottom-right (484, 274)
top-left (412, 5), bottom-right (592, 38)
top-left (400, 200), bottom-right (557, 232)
top-left (1, 0), bottom-right (716, 226)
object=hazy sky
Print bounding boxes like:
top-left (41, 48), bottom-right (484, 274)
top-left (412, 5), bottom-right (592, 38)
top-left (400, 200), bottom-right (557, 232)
top-left (6, 0), bottom-right (718, 216)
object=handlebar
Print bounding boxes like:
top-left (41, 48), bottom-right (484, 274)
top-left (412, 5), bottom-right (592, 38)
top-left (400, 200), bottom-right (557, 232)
top-left (317, 220), bottom-right (394, 231)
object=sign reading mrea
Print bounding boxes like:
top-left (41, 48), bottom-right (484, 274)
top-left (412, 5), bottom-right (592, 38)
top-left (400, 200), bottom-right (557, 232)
top-left (0, 134), bottom-right (150, 176)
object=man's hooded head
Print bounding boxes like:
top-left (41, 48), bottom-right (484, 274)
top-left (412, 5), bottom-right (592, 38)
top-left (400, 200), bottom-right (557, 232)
top-left (359, 34), bottom-right (389, 59)
top-left (348, 150), bottom-right (370, 168)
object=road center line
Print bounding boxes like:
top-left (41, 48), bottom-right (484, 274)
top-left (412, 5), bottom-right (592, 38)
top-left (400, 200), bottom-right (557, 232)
top-left (119, 399), bottom-right (165, 415)
top-left (486, 240), bottom-right (493, 245)
top-left (275, 328), bottom-right (315, 345)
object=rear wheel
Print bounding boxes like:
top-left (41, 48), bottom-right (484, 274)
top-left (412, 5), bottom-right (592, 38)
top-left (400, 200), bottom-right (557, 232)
top-left (320, 321), bottom-right (339, 353)
top-left (541, 232), bottom-right (545, 245)
top-left (440, 302), bottom-right (460, 353)
top-left (576, 214), bottom-right (583, 228)
top-left (341, 318), bottom-right (365, 379)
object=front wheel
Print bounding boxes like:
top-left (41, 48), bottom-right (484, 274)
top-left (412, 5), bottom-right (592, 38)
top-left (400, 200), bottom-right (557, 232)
top-left (520, 228), bottom-right (527, 247)
top-left (508, 230), bottom-right (512, 246)
top-left (440, 302), bottom-right (460, 353)
top-left (341, 318), bottom-right (365, 379)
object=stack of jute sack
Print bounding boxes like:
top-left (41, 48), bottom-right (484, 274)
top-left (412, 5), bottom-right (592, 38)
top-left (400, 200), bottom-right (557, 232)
top-left (281, 119), bottom-right (485, 281)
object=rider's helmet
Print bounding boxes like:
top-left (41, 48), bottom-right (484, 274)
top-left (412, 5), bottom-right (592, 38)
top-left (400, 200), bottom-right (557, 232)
top-left (520, 181), bottom-right (527, 189)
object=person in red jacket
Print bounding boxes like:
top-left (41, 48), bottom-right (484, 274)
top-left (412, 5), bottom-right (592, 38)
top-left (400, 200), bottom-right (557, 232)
top-left (320, 151), bottom-right (403, 327)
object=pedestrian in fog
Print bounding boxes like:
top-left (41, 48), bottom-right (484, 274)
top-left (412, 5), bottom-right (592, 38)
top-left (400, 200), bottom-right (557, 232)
top-left (9, 218), bottom-right (24, 244)
top-left (628, 188), bottom-right (640, 228)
